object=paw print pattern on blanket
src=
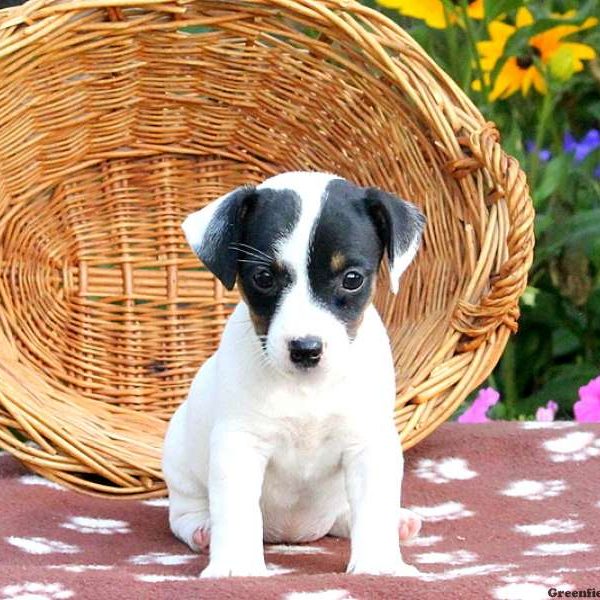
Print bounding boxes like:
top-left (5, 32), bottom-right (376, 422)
top-left (543, 431), bottom-right (600, 462)
top-left (493, 575), bottom-right (573, 600)
top-left (413, 457), bottom-right (478, 484)
top-left (0, 422), bottom-right (598, 598)
top-left (514, 518), bottom-right (584, 536)
top-left (404, 534), bottom-right (444, 547)
top-left (5, 538), bottom-right (79, 555)
top-left (128, 552), bottom-right (197, 566)
top-left (1, 582), bottom-right (74, 600)
top-left (413, 549), bottom-right (477, 565)
top-left (141, 498), bottom-right (169, 508)
top-left (408, 501), bottom-right (475, 522)
top-left (500, 479), bottom-right (567, 500)
top-left (60, 517), bottom-right (130, 535)
top-left (284, 590), bottom-right (356, 600)
top-left (523, 542), bottom-right (593, 556)
top-left (520, 421), bottom-right (575, 430)
top-left (266, 545), bottom-right (331, 555)
top-left (18, 476), bottom-right (65, 491)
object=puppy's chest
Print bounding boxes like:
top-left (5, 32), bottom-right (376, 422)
top-left (267, 417), bottom-right (343, 483)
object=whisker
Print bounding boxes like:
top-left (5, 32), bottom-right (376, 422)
top-left (230, 242), bottom-right (274, 262)
top-left (230, 246), bottom-right (265, 261)
top-left (237, 258), bottom-right (271, 267)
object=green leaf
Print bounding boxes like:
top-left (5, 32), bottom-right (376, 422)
top-left (587, 289), bottom-right (600, 323)
top-left (520, 286), bottom-right (564, 328)
top-left (521, 363), bottom-right (598, 415)
top-left (587, 101), bottom-right (600, 122)
top-left (535, 209), bottom-right (600, 264)
top-left (533, 155), bottom-right (571, 207)
top-left (552, 327), bottom-right (582, 357)
top-left (534, 213), bottom-right (553, 238)
top-left (484, 0), bottom-right (525, 22)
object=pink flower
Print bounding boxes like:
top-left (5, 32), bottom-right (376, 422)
top-left (574, 376), bottom-right (600, 423)
top-left (458, 387), bottom-right (500, 423)
top-left (535, 400), bottom-right (558, 422)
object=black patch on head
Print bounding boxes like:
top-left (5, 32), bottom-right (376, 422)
top-left (236, 188), bottom-right (301, 337)
top-left (363, 187), bottom-right (426, 270)
top-left (308, 179), bottom-right (425, 338)
top-left (194, 185), bottom-right (257, 291)
top-left (308, 179), bottom-right (383, 338)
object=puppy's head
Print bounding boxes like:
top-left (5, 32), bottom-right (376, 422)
top-left (183, 172), bottom-right (425, 376)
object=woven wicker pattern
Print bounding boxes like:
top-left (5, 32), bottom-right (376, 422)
top-left (0, 0), bottom-right (534, 498)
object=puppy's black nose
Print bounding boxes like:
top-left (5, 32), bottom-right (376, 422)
top-left (289, 336), bottom-right (323, 368)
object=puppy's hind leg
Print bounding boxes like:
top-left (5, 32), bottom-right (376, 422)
top-left (328, 509), bottom-right (351, 538)
top-left (168, 487), bottom-right (211, 553)
top-left (328, 508), bottom-right (421, 544)
top-left (398, 508), bottom-right (421, 543)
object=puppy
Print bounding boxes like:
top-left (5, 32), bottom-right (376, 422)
top-left (163, 171), bottom-right (426, 578)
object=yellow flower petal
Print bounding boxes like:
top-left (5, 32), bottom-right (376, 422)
top-left (467, 0), bottom-right (485, 20)
top-left (488, 20), bottom-right (516, 43)
top-left (376, 0), bottom-right (450, 28)
top-left (490, 59), bottom-right (523, 101)
top-left (581, 16), bottom-right (599, 31)
top-left (516, 7), bottom-right (534, 28)
top-left (477, 20), bottom-right (514, 72)
top-left (561, 42), bottom-right (597, 61)
top-left (521, 67), bottom-right (534, 96)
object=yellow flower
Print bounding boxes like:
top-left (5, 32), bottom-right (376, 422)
top-left (377, 0), bottom-right (483, 29)
top-left (474, 7), bottom-right (598, 101)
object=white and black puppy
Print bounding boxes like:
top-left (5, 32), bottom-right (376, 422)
top-left (163, 171), bottom-right (426, 578)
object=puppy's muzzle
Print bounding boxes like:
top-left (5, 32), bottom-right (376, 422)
top-left (288, 336), bottom-right (323, 368)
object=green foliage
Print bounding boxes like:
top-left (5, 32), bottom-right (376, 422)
top-left (368, 0), bottom-right (600, 419)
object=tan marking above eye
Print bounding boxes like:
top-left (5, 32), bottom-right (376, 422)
top-left (330, 252), bottom-right (346, 272)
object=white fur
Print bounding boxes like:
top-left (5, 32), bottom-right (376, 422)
top-left (163, 172), bottom-right (420, 578)
top-left (389, 234), bottom-right (420, 294)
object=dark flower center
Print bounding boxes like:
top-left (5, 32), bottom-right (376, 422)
top-left (449, 0), bottom-right (477, 4)
top-left (516, 45), bottom-right (541, 70)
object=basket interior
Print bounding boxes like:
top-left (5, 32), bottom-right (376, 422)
top-left (0, 0), bottom-right (523, 495)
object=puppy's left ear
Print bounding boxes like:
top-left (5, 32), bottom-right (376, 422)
top-left (182, 185), bottom-right (257, 290)
top-left (364, 188), bottom-right (426, 294)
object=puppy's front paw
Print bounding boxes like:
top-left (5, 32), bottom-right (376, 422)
top-left (347, 557), bottom-right (420, 577)
top-left (200, 559), bottom-right (269, 578)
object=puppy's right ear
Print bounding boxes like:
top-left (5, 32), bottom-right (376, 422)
top-left (182, 185), bottom-right (257, 290)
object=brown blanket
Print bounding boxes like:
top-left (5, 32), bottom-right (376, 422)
top-left (1, 422), bottom-right (598, 599)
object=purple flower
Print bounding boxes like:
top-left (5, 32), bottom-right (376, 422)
top-left (573, 376), bottom-right (600, 423)
top-left (525, 140), bottom-right (552, 162)
top-left (458, 387), bottom-right (500, 423)
top-left (563, 129), bottom-right (600, 162)
top-left (535, 400), bottom-right (558, 422)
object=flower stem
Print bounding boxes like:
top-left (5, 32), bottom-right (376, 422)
top-left (444, 5), bottom-right (460, 79)
top-left (530, 82), bottom-right (555, 185)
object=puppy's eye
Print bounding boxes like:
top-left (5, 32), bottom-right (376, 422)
top-left (342, 270), bottom-right (364, 291)
top-left (253, 268), bottom-right (275, 291)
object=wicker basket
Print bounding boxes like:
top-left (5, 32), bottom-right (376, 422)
top-left (0, 0), bottom-right (534, 498)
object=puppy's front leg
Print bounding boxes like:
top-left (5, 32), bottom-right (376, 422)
top-left (343, 427), bottom-right (419, 577)
top-left (201, 429), bottom-right (269, 578)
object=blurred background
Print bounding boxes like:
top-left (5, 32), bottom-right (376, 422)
top-left (362, 0), bottom-right (600, 422)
